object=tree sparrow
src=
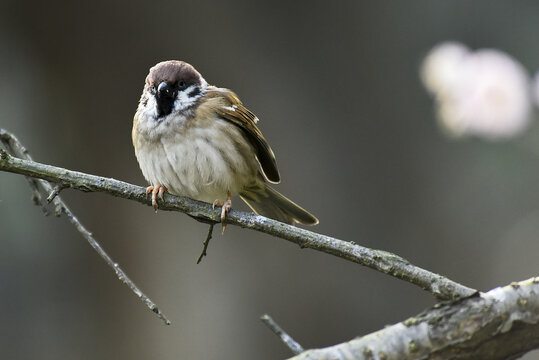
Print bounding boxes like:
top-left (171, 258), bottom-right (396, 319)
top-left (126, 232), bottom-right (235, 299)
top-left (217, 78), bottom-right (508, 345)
top-left (132, 60), bottom-right (318, 227)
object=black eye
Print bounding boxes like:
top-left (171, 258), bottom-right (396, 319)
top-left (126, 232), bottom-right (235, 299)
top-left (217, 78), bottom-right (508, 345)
top-left (178, 80), bottom-right (187, 90)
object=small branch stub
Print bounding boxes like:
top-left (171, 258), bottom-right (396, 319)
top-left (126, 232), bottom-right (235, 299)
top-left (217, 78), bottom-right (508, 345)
top-left (261, 314), bottom-right (305, 355)
top-left (46, 184), bottom-right (65, 203)
top-left (197, 223), bottom-right (214, 264)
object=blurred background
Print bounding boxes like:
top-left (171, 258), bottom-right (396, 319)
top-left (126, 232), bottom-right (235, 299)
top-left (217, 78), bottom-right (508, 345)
top-left (1, 1), bottom-right (539, 359)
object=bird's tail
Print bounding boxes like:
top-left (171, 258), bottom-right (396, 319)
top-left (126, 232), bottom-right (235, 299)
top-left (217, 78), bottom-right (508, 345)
top-left (240, 186), bottom-right (318, 225)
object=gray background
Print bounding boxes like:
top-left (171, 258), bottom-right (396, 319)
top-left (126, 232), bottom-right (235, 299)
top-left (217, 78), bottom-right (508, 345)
top-left (1, 1), bottom-right (539, 359)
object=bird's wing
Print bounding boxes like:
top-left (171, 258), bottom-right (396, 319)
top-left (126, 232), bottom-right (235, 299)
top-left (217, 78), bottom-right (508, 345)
top-left (211, 88), bottom-right (281, 183)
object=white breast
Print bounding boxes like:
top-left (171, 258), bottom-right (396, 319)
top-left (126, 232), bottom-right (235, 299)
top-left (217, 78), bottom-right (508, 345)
top-left (134, 112), bottom-right (260, 204)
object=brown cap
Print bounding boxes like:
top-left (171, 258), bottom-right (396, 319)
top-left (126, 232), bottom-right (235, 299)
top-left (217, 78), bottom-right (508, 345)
top-left (145, 60), bottom-right (203, 88)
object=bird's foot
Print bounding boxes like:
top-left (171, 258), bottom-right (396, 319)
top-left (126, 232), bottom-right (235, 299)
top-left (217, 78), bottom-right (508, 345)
top-left (212, 191), bottom-right (232, 234)
top-left (146, 185), bottom-right (168, 212)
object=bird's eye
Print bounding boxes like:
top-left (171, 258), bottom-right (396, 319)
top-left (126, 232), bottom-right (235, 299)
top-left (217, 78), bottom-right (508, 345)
top-left (178, 80), bottom-right (187, 90)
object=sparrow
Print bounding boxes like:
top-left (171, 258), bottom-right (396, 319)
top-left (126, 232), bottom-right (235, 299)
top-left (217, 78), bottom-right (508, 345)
top-left (132, 60), bottom-right (318, 228)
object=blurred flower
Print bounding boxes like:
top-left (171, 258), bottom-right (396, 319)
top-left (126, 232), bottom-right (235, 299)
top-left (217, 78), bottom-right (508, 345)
top-left (421, 42), bottom-right (470, 97)
top-left (533, 71), bottom-right (539, 109)
top-left (421, 42), bottom-right (532, 140)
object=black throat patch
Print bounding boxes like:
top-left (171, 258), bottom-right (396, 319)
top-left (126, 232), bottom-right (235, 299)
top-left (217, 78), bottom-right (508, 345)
top-left (156, 95), bottom-right (175, 117)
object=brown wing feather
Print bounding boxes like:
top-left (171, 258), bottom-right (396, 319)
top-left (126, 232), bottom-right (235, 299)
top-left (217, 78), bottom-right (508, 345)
top-left (209, 88), bottom-right (281, 183)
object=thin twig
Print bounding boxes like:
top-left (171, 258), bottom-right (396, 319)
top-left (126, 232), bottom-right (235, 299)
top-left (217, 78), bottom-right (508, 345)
top-left (261, 314), bottom-right (304, 355)
top-left (0, 128), bottom-right (478, 301)
top-left (197, 223), bottom-right (214, 264)
top-left (55, 200), bottom-right (170, 325)
top-left (0, 129), bottom-right (170, 325)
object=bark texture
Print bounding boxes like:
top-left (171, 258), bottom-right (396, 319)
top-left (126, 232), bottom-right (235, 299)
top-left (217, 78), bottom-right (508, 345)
top-left (291, 278), bottom-right (539, 360)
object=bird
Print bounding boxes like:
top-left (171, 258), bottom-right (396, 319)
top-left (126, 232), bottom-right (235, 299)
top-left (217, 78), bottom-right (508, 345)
top-left (132, 60), bottom-right (318, 230)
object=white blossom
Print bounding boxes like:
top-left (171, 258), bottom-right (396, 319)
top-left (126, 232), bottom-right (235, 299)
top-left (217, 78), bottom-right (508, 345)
top-left (421, 42), bottom-right (470, 97)
top-left (421, 42), bottom-right (532, 140)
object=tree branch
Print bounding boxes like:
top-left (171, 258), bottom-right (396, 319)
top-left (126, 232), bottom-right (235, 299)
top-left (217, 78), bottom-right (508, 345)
top-left (0, 129), bottom-right (171, 325)
top-left (289, 277), bottom-right (539, 360)
top-left (0, 128), bottom-right (476, 301)
top-left (261, 314), bottom-right (305, 355)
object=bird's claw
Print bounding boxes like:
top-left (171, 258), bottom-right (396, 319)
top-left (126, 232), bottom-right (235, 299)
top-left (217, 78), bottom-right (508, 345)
top-left (213, 191), bottom-right (232, 234)
top-left (146, 185), bottom-right (168, 212)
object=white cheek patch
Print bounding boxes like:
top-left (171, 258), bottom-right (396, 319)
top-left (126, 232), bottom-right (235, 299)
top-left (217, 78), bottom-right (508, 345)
top-left (142, 96), bottom-right (159, 119)
top-left (174, 82), bottom-right (208, 112)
